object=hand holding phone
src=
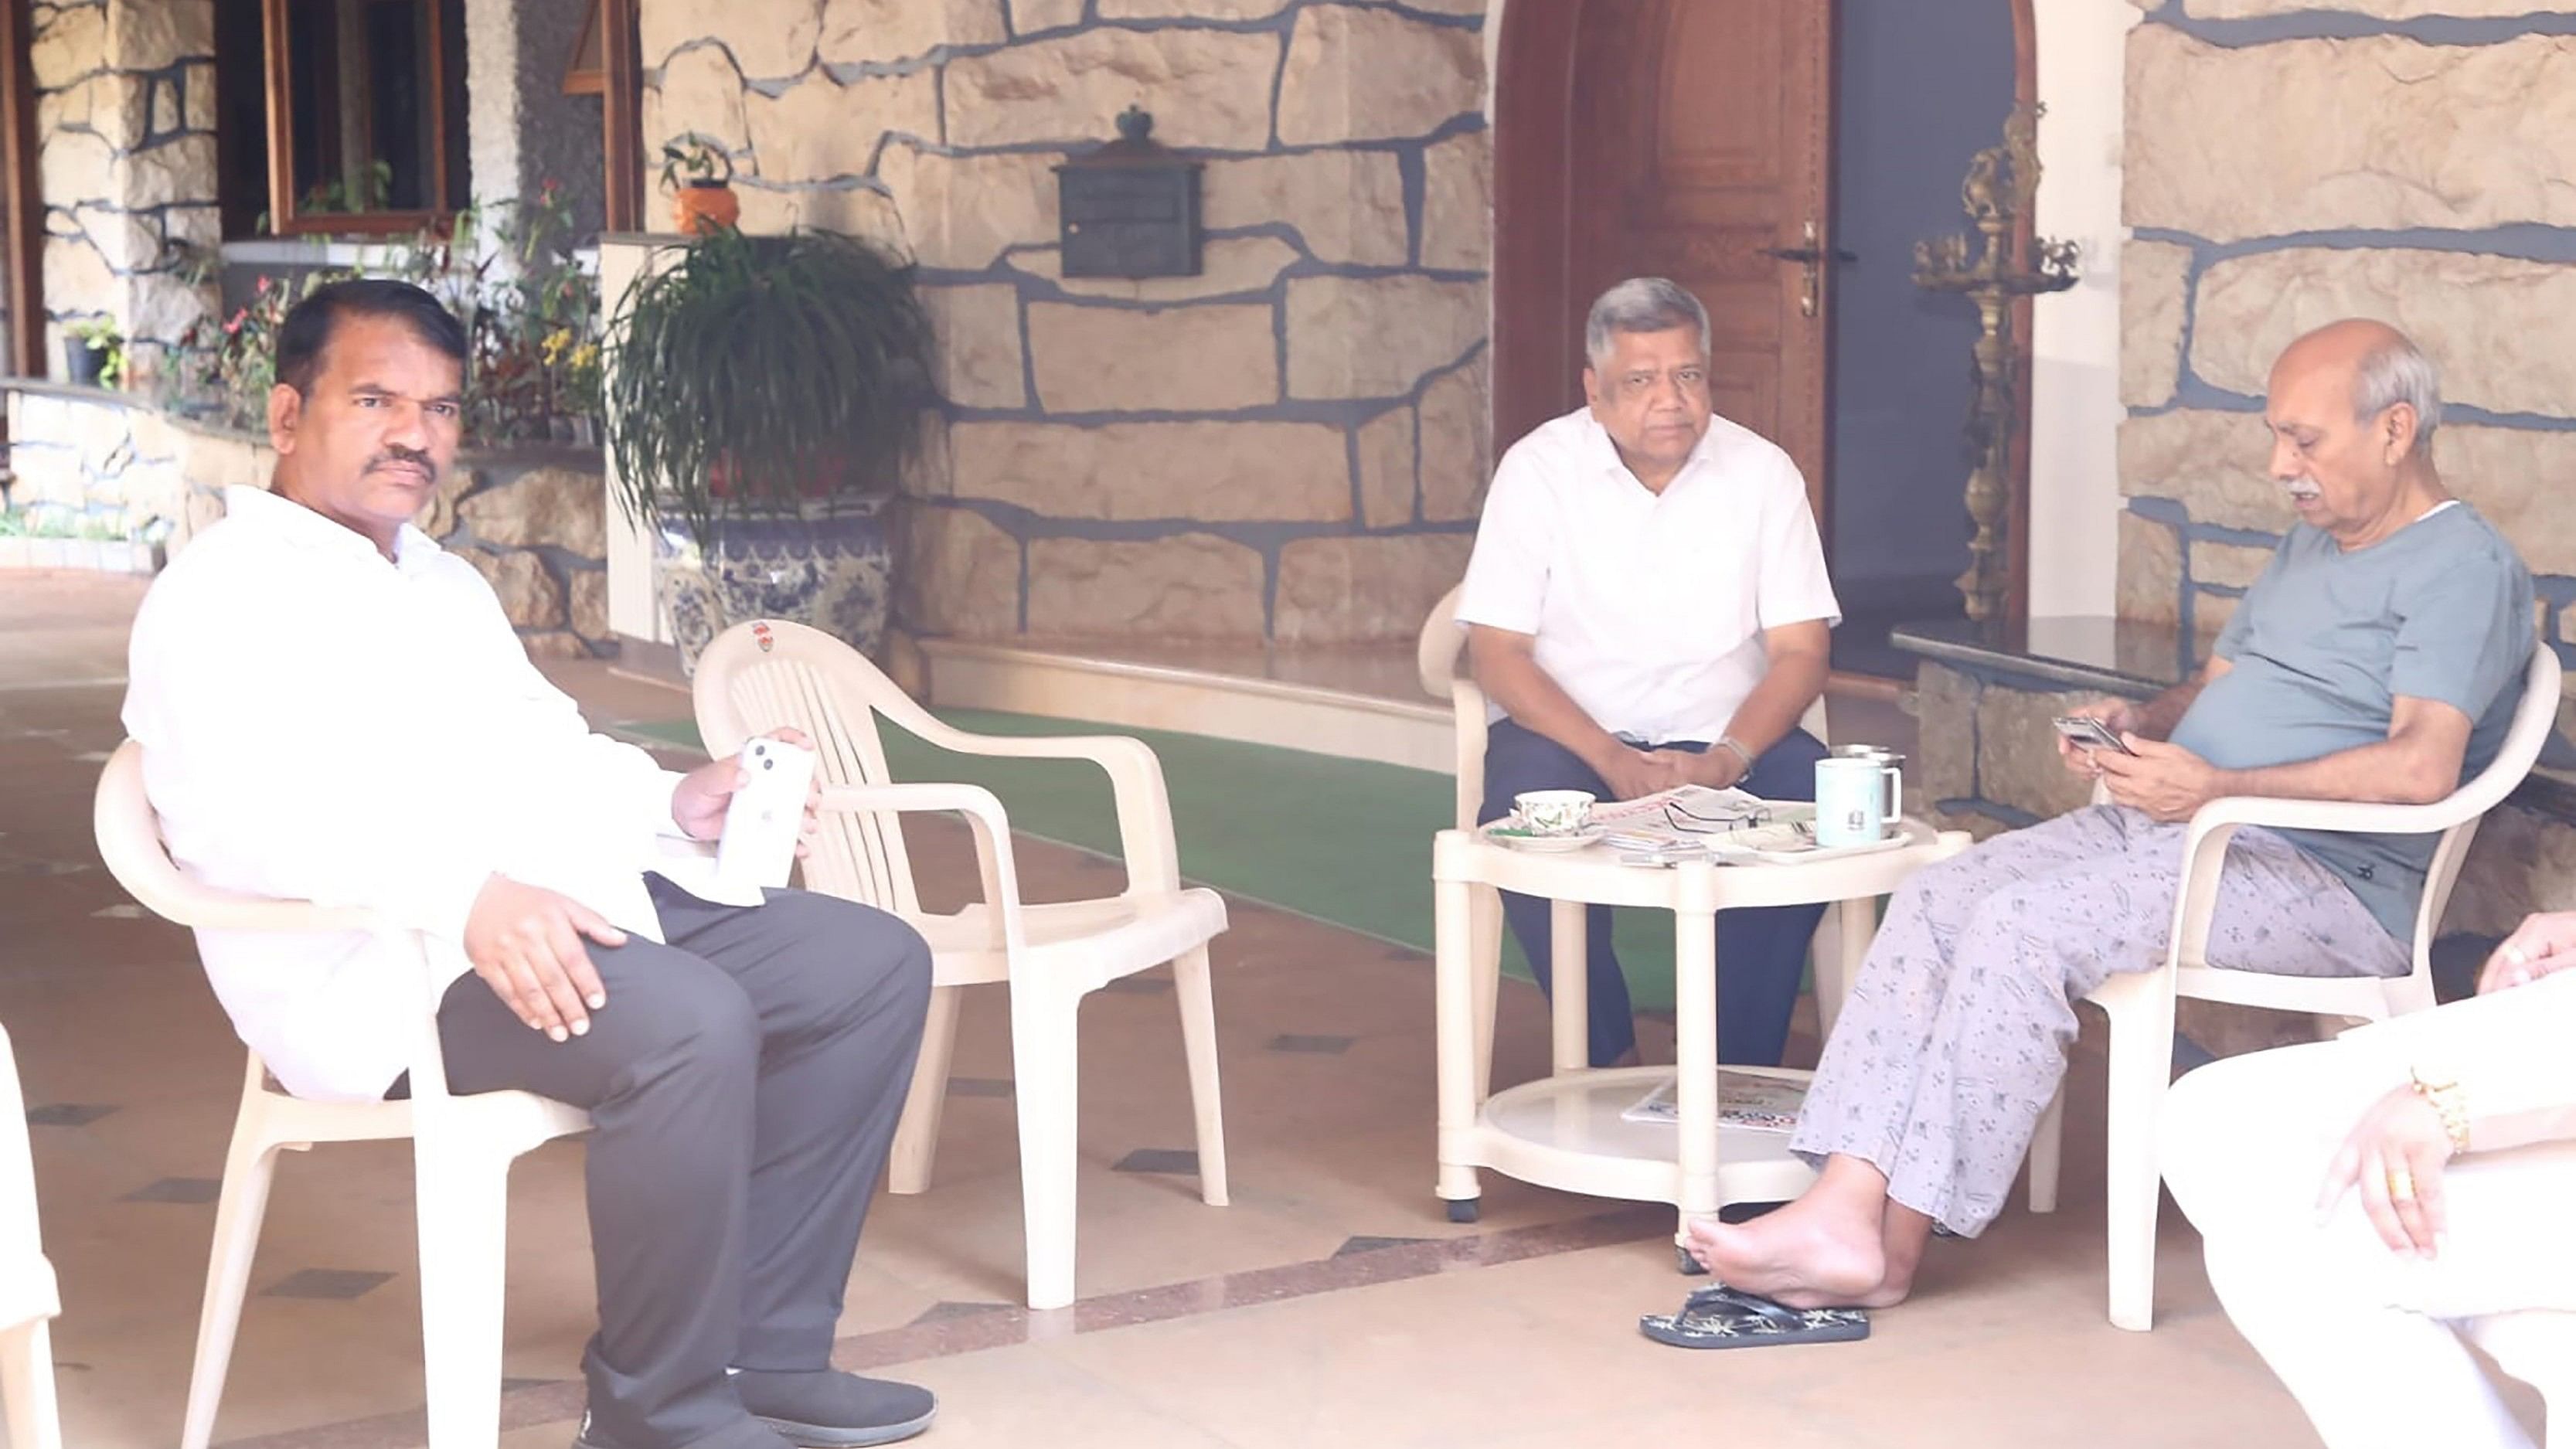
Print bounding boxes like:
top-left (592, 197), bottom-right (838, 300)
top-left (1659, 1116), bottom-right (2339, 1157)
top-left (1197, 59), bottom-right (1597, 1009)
top-left (2052, 714), bottom-right (2136, 757)
top-left (713, 736), bottom-right (818, 894)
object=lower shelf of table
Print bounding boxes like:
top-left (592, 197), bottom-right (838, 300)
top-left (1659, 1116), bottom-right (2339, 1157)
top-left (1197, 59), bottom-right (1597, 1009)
top-left (1440, 1065), bottom-right (1819, 1213)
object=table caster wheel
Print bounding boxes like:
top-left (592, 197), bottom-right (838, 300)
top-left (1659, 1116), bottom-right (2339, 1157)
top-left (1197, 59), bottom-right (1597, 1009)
top-left (1445, 1198), bottom-right (1480, 1224)
top-left (1676, 1242), bottom-right (1708, 1276)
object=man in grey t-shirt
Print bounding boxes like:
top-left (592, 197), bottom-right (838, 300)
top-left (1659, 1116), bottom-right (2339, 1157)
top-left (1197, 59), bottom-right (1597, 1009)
top-left (1682, 319), bottom-right (2536, 1314)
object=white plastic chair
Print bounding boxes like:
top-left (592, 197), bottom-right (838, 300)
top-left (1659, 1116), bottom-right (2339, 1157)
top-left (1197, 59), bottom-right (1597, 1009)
top-left (691, 620), bottom-right (1229, 1312)
top-left (0, 1022), bottom-right (64, 1449)
top-left (93, 741), bottom-right (594, 1449)
top-left (2470, 1308), bottom-right (2575, 1448)
top-left (1415, 583), bottom-right (1846, 1090)
top-left (2030, 643), bottom-right (2564, 1331)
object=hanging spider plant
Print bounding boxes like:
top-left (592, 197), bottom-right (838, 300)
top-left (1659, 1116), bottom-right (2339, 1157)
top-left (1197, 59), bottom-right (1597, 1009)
top-left (603, 225), bottom-right (938, 549)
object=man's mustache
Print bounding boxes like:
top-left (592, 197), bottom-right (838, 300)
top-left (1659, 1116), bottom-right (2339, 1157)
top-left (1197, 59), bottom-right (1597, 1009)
top-left (368, 446), bottom-right (435, 476)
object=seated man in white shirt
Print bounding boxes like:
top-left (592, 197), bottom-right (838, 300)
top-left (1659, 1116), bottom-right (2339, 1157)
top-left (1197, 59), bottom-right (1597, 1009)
top-left (1455, 277), bottom-right (1842, 1068)
top-left (122, 281), bottom-right (937, 1449)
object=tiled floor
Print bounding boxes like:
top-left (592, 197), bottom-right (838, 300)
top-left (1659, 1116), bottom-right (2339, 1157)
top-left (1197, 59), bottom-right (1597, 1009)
top-left (0, 571), bottom-right (2527, 1449)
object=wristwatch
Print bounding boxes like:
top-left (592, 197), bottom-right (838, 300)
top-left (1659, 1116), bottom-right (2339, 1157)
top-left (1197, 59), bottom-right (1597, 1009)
top-left (2408, 1060), bottom-right (2472, 1154)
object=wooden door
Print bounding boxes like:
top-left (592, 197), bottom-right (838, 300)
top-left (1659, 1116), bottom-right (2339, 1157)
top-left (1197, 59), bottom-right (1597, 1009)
top-left (1496, 0), bottom-right (1838, 528)
top-left (2, 0), bottom-right (43, 376)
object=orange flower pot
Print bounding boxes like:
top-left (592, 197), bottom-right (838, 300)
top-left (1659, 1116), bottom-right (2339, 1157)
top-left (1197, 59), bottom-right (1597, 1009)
top-left (675, 183), bottom-right (740, 236)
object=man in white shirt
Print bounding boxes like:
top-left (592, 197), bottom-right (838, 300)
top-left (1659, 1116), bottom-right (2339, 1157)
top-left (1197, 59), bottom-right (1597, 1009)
top-left (1455, 277), bottom-right (1842, 1068)
top-left (122, 281), bottom-right (937, 1449)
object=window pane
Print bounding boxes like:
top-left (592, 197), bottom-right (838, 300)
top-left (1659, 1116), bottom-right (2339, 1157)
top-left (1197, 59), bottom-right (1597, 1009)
top-left (283, 0), bottom-right (441, 216)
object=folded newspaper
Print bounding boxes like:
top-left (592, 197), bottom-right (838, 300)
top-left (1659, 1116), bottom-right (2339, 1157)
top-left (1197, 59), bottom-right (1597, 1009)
top-left (1590, 784), bottom-right (1766, 827)
top-left (1597, 787), bottom-right (1818, 862)
top-left (1620, 1071), bottom-right (1809, 1133)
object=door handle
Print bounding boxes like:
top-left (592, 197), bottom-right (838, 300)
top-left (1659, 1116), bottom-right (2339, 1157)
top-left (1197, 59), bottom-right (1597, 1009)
top-left (1761, 220), bottom-right (1853, 318)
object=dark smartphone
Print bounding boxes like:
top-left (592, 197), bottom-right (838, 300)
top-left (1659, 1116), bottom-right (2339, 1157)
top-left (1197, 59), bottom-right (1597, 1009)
top-left (2051, 716), bottom-right (2135, 756)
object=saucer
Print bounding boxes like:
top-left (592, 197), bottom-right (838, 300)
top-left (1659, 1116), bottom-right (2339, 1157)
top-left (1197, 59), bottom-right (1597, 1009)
top-left (1484, 822), bottom-right (1606, 854)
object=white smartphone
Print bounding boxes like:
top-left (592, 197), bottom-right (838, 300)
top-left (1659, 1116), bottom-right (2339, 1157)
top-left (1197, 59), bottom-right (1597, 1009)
top-left (713, 736), bottom-right (818, 895)
top-left (2051, 715), bottom-right (2135, 756)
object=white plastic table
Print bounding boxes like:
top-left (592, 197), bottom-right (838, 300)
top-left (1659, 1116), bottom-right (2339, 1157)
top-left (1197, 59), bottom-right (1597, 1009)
top-left (1432, 818), bottom-right (1972, 1245)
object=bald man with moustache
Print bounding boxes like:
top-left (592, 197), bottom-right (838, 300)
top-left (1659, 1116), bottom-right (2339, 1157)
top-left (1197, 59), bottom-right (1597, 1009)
top-left (1676, 320), bottom-right (2536, 1318)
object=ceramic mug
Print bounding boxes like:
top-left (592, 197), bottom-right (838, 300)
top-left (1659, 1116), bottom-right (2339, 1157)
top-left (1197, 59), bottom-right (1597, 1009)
top-left (1513, 789), bottom-right (1596, 835)
top-left (1813, 754), bottom-right (1901, 848)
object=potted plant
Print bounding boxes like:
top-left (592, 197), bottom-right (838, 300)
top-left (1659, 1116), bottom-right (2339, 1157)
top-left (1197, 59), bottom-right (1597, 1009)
top-left (660, 139), bottom-right (740, 236)
top-left (63, 317), bottom-right (125, 389)
top-left (604, 224), bottom-right (937, 669)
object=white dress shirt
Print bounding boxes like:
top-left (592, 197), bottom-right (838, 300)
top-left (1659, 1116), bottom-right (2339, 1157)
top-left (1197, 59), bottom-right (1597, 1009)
top-left (121, 486), bottom-right (739, 1102)
top-left (1454, 406), bottom-right (1841, 744)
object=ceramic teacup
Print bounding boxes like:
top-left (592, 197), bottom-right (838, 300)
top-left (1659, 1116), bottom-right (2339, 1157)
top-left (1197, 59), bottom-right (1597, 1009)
top-left (1513, 789), bottom-right (1596, 835)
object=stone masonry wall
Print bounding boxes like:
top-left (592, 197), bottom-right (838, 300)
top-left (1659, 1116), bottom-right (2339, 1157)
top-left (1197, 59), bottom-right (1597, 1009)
top-left (2, 385), bottom-right (614, 658)
top-left (2115, 3), bottom-right (2576, 723)
top-left (638, 0), bottom-right (1492, 646)
top-left (29, 0), bottom-right (219, 378)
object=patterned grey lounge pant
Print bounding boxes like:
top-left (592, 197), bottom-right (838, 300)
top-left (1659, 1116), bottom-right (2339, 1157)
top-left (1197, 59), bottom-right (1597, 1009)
top-left (1788, 804), bottom-right (2409, 1237)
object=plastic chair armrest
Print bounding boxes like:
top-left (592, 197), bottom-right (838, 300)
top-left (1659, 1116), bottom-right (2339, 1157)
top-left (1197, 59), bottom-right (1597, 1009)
top-left (2186, 791), bottom-right (2482, 841)
top-left (816, 782), bottom-right (1027, 951)
top-left (851, 730), bottom-right (1183, 894)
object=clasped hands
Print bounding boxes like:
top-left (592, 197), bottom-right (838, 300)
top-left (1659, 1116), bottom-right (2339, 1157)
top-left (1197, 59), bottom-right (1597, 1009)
top-left (1592, 739), bottom-right (1747, 800)
top-left (461, 727), bottom-right (824, 1043)
top-left (2054, 698), bottom-right (2224, 824)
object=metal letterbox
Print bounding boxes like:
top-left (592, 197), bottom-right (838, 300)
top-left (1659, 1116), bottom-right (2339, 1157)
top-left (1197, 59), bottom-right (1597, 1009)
top-left (1056, 107), bottom-right (1203, 280)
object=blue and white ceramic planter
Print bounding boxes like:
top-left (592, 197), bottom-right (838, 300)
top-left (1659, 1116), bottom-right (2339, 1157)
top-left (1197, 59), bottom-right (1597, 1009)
top-left (653, 496), bottom-right (893, 673)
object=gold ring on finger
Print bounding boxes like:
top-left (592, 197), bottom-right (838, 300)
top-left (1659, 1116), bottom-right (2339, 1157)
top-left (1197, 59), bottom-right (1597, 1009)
top-left (2385, 1168), bottom-right (2417, 1202)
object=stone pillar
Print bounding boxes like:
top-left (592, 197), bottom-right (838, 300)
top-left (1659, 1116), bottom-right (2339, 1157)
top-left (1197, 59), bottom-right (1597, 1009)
top-left (2102, 2), bottom-right (2576, 988)
top-left (28, 0), bottom-right (219, 379)
top-left (2116, 16), bottom-right (2576, 652)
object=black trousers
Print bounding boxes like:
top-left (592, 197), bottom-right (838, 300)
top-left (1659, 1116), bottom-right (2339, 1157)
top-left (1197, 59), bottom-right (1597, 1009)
top-left (423, 876), bottom-right (932, 1449)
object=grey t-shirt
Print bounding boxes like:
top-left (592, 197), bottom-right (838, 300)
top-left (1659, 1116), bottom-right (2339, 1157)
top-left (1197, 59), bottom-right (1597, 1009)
top-left (2169, 502), bottom-right (2534, 940)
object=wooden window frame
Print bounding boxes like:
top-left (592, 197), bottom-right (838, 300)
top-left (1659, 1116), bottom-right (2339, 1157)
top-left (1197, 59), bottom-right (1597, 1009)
top-left (260, 0), bottom-right (459, 238)
top-left (602, 0), bottom-right (644, 233)
top-left (563, 0), bottom-right (604, 96)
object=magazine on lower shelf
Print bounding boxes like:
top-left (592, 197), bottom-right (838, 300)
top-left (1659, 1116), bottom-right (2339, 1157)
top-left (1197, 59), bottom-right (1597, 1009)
top-left (1620, 1072), bottom-right (1809, 1133)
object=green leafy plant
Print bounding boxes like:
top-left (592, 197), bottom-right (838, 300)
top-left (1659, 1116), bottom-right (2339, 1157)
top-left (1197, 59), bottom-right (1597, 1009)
top-left (66, 315), bottom-right (126, 388)
top-left (298, 158), bottom-right (396, 216)
top-left (0, 506), bottom-right (131, 541)
top-left (604, 225), bottom-right (936, 546)
top-left (658, 138), bottom-right (734, 192)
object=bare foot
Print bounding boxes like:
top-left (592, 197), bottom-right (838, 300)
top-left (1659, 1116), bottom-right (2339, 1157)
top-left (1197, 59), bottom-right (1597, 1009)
top-left (1685, 1201), bottom-right (1904, 1309)
top-left (1871, 1209), bottom-right (1932, 1304)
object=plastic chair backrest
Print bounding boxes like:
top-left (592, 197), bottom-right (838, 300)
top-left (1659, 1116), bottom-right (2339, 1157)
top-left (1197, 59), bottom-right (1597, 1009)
top-left (692, 621), bottom-right (927, 918)
top-left (94, 741), bottom-right (187, 922)
top-left (2410, 641), bottom-right (2563, 949)
top-left (1417, 584), bottom-right (1465, 699)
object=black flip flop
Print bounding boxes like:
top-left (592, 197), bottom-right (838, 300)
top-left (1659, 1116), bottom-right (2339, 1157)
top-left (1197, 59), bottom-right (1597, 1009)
top-left (1638, 1284), bottom-right (1870, 1349)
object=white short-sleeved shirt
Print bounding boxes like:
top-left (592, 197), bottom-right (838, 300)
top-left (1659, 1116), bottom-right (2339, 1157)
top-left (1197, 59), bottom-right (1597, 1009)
top-left (1454, 406), bottom-right (1840, 745)
top-left (121, 486), bottom-right (751, 1101)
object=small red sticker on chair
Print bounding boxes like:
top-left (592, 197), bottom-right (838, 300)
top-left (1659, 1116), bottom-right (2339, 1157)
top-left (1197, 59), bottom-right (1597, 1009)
top-left (753, 621), bottom-right (774, 653)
